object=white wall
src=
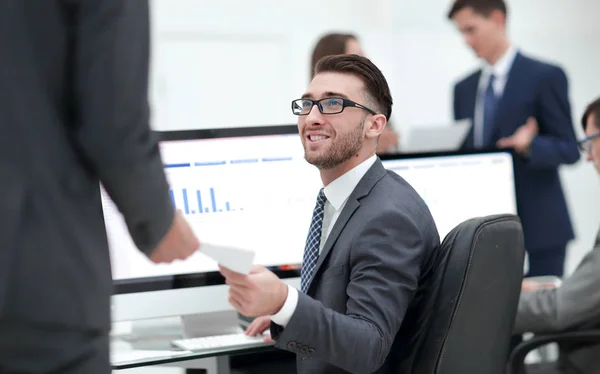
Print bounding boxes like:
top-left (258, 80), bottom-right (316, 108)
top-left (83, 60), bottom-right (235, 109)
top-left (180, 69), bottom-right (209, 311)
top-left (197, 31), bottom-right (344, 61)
top-left (148, 0), bottom-right (600, 274)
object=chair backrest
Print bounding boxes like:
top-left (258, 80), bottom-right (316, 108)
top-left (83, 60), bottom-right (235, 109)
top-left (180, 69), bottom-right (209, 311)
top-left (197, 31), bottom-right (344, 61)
top-left (410, 214), bottom-right (525, 374)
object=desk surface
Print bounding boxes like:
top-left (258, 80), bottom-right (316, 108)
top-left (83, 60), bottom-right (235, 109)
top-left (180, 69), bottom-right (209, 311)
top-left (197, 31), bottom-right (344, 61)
top-left (112, 343), bottom-right (273, 370)
top-left (110, 316), bottom-right (274, 370)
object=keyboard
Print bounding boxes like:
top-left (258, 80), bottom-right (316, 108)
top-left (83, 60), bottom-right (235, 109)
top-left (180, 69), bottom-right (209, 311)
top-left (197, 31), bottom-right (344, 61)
top-left (171, 333), bottom-right (266, 352)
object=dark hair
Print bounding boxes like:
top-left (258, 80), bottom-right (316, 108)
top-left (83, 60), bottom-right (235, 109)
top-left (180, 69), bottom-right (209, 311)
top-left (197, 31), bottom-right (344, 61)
top-left (314, 54), bottom-right (393, 121)
top-left (310, 33), bottom-right (358, 78)
top-left (447, 0), bottom-right (507, 19)
top-left (581, 97), bottom-right (600, 131)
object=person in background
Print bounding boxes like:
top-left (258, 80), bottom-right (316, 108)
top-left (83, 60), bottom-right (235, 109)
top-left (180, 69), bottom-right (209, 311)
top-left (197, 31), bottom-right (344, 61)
top-left (0, 1), bottom-right (199, 372)
top-left (310, 32), bottom-right (400, 154)
top-left (514, 97), bottom-right (600, 374)
top-left (448, 0), bottom-right (580, 277)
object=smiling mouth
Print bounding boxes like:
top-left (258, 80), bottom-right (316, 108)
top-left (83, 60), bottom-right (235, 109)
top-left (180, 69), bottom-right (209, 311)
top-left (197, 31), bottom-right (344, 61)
top-left (307, 134), bottom-right (329, 142)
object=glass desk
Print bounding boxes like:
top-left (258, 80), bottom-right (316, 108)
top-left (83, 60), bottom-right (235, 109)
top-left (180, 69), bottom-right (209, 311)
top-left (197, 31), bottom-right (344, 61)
top-left (111, 315), bottom-right (275, 372)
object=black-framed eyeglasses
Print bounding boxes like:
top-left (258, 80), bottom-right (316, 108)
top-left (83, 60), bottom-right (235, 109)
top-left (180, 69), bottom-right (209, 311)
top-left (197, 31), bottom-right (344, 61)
top-left (578, 133), bottom-right (600, 153)
top-left (291, 97), bottom-right (377, 116)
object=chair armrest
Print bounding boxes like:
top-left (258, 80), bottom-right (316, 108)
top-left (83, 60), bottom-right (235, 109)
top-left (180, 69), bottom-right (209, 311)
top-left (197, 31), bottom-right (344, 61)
top-left (507, 330), bottom-right (600, 374)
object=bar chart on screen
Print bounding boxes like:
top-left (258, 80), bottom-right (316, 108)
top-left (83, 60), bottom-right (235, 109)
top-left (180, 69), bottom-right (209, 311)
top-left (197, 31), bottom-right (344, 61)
top-left (169, 187), bottom-right (243, 215)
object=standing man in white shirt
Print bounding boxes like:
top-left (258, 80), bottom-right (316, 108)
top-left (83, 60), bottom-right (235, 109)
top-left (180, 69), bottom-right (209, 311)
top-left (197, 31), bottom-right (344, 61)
top-left (448, 0), bottom-right (580, 278)
top-left (219, 54), bottom-right (440, 374)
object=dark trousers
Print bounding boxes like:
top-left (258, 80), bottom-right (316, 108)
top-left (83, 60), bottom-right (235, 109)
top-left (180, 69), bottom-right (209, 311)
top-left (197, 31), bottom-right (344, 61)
top-left (0, 319), bottom-right (109, 374)
top-left (526, 245), bottom-right (567, 277)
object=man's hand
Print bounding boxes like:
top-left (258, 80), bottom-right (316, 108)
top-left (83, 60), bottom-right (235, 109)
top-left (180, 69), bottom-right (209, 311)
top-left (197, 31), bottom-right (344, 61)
top-left (521, 280), bottom-right (540, 292)
top-left (497, 117), bottom-right (539, 155)
top-left (149, 210), bottom-right (199, 263)
top-left (245, 315), bottom-right (275, 344)
top-left (219, 265), bottom-right (288, 318)
top-left (521, 279), bottom-right (558, 292)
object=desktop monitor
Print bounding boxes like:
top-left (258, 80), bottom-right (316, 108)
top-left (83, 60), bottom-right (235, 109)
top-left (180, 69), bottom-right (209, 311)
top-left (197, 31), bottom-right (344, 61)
top-left (107, 125), bottom-right (319, 322)
top-left (105, 125), bottom-right (518, 324)
top-left (380, 150), bottom-right (518, 239)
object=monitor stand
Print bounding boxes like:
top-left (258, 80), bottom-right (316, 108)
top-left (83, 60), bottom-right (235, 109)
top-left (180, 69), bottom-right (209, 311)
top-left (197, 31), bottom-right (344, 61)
top-left (180, 310), bottom-right (244, 338)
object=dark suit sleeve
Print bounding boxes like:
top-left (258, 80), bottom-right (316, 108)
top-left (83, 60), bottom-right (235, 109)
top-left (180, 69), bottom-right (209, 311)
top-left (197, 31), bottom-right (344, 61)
top-left (452, 83), bottom-right (460, 121)
top-left (525, 67), bottom-right (580, 169)
top-left (514, 245), bottom-right (600, 334)
top-left (270, 208), bottom-right (428, 373)
top-left (71, 0), bottom-right (173, 254)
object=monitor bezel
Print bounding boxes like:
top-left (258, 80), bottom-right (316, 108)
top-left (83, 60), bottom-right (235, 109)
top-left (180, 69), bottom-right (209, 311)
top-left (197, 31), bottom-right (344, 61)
top-left (112, 126), bottom-right (518, 295)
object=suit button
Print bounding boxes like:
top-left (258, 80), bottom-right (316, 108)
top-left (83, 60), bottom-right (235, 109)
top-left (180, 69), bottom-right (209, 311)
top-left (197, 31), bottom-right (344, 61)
top-left (287, 342), bottom-right (297, 349)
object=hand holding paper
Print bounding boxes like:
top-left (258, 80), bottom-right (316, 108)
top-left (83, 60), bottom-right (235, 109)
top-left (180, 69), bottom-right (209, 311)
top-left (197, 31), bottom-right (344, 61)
top-left (219, 265), bottom-right (288, 317)
top-left (199, 242), bottom-right (255, 275)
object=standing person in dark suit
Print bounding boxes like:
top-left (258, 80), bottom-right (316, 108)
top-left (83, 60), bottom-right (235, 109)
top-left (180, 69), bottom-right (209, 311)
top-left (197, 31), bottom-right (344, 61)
top-left (0, 1), bottom-right (200, 373)
top-left (448, 0), bottom-right (580, 277)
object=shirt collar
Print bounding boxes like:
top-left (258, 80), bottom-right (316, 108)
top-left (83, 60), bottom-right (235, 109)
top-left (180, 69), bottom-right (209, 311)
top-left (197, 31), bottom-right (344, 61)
top-left (323, 155), bottom-right (377, 211)
top-left (482, 45), bottom-right (518, 79)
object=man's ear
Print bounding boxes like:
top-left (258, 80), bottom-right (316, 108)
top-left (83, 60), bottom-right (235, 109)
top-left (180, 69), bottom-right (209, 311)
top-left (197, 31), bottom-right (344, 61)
top-left (490, 9), bottom-right (506, 27)
top-left (366, 114), bottom-right (387, 139)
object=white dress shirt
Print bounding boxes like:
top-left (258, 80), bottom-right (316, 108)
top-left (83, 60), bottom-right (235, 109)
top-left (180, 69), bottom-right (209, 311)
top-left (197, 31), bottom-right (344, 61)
top-left (473, 45), bottom-right (518, 148)
top-left (270, 154), bottom-right (378, 326)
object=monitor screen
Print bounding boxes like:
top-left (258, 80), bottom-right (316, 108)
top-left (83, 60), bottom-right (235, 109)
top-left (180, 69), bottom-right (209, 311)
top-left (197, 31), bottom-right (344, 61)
top-left (103, 125), bottom-right (319, 292)
top-left (381, 150), bottom-right (518, 238)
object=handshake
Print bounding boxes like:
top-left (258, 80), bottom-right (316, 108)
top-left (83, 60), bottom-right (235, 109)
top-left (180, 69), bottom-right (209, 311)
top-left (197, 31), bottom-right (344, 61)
top-left (148, 210), bottom-right (200, 263)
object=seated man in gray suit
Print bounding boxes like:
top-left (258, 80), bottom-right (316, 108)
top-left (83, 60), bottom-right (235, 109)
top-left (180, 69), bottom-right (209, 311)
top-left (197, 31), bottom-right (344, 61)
top-left (219, 54), bottom-right (440, 374)
top-left (514, 96), bottom-right (600, 374)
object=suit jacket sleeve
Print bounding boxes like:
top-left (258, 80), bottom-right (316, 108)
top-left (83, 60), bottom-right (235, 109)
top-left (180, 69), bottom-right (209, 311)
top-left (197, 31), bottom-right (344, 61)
top-left (71, 0), bottom-right (173, 254)
top-left (270, 208), bottom-right (428, 374)
top-left (514, 240), bottom-right (600, 334)
top-left (452, 83), bottom-right (461, 121)
top-left (525, 67), bottom-right (580, 169)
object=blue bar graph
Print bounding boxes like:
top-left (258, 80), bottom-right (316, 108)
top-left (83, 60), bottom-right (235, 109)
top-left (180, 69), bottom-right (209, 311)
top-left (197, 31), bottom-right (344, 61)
top-left (262, 157), bottom-right (293, 162)
top-left (165, 163), bottom-right (191, 169)
top-left (210, 188), bottom-right (217, 213)
top-left (169, 187), bottom-right (240, 214)
top-left (182, 188), bottom-right (190, 214)
top-left (196, 190), bottom-right (204, 213)
top-left (195, 161), bottom-right (226, 167)
top-left (169, 190), bottom-right (176, 207)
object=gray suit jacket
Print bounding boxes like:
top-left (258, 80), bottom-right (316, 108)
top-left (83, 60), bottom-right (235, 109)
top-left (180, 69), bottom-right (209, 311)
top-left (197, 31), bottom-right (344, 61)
top-left (270, 160), bottom-right (440, 374)
top-left (515, 229), bottom-right (600, 373)
top-left (0, 0), bottom-right (172, 330)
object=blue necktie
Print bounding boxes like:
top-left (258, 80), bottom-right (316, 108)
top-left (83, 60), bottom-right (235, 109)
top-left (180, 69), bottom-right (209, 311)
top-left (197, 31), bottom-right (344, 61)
top-left (479, 74), bottom-right (497, 148)
top-left (300, 189), bottom-right (327, 294)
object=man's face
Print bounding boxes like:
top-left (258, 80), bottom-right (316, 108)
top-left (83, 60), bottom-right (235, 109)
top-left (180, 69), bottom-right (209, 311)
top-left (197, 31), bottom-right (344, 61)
top-left (585, 113), bottom-right (600, 174)
top-left (452, 7), bottom-right (504, 61)
top-left (297, 72), bottom-right (370, 170)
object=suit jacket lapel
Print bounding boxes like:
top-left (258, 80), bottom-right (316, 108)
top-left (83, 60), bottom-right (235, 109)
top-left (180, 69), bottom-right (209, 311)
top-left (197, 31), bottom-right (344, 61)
top-left (306, 160), bottom-right (387, 292)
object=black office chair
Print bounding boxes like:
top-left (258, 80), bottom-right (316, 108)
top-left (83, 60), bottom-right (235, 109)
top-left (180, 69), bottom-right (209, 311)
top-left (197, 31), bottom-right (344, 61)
top-left (507, 330), bottom-right (600, 374)
top-left (406, 214), bottom-right (525, 374)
